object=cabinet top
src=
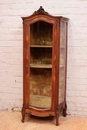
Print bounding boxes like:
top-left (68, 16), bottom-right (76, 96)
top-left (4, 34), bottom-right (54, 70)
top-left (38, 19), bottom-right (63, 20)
top-left (21, 6), bottom-right (69, 22)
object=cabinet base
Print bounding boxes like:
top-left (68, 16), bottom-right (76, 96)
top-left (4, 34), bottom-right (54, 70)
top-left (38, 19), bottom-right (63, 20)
top-left (21, 102), bottom-right (67, 125)
top-left (21, 107), bottom-right (66, 125)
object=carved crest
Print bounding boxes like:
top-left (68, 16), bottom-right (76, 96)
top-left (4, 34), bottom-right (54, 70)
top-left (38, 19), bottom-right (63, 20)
top-left (33, 6), bottom-right (49, 15)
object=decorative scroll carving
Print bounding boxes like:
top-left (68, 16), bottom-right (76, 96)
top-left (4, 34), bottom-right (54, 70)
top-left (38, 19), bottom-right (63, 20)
top-left (33, 6), bottom-right (49, 15)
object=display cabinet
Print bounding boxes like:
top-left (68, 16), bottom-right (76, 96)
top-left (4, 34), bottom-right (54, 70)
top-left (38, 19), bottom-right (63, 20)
top-left (21, 6), bottom-right (69, 125)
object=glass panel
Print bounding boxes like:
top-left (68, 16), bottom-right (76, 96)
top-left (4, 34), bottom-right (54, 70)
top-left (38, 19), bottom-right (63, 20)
top-left (30, 21), bottom-right (52, 46)
top-left (30, 21), bottom-right (52, 109)
top-left (60, 22), bottom-right (66, 47)
top-left (30, 48), bottom-right (52, 66)
top-left (30, 68), bottom-right (52, 108)
top-left (59, 22), bottom-right (66, 104)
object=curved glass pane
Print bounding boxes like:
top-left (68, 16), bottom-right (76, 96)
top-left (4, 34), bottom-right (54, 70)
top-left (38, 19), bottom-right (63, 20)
top-left (30, 21), bottom-right (53, 109)
top-left (59, 22), bottom-right (66, 104)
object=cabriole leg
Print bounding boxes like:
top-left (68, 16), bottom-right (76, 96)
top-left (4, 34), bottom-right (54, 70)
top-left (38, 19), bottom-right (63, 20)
top-left (55, 108), bottom-right (59, 126)
top-left (63, 103), bottom-right (67, 117)
top-left (21, 107), bottom-right (25, 123)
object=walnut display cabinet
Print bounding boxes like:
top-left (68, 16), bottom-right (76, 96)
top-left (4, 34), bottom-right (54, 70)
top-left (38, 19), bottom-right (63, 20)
top-left (21, 6), bottom-right (69, 125)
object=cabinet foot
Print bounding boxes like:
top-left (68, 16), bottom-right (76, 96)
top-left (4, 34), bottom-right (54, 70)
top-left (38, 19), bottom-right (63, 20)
top-left (21, 119), bottom-right (24, 123)
top-left (63, 103), bottom-right (67, 117)
top-left (55, 116), bottom-right (59, 125)
top-left (21, 107), bottom-right (25, 123)
top-left (56, 123), bottom-right (59, 126)
top-left (55, 109), bottom-right (59, 126)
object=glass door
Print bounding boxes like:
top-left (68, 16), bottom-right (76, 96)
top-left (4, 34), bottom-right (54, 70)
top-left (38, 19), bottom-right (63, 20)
top-left (29, 21), bottom-right (53, 109)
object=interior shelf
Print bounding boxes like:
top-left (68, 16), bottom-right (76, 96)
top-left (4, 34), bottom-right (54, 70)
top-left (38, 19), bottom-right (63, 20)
top-left (30, 45), bottom-right (52, 48)
top-left (30, 64), bottom-right (52, 68)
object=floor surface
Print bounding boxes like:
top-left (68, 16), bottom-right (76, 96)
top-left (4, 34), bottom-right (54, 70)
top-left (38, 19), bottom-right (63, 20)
top-left (0, 110), bottom-right (87, 130)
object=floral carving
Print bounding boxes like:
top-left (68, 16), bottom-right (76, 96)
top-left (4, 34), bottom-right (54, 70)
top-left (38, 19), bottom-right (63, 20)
top-left (33, 6), bottom-right (49, 15)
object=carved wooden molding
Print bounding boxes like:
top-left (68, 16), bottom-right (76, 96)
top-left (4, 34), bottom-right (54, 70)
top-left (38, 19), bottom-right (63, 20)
top-left (33, 6), bottom-right (49, 15)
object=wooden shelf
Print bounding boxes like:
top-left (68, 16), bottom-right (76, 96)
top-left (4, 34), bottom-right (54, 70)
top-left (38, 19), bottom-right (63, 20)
top-left (60, 65), bottom-right (65, 68)
top-left (30, 45), bottom-right (52, 48)
top-left (60, 46), bottom-right (66, 49)
top-left (30, 64), bottom-right (52, 68)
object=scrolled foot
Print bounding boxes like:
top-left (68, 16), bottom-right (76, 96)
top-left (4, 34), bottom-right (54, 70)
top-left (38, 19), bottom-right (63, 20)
top-left (63, 103), bottom-right (67, 117)
top-left (63, 109), bottom-right (67, 117)
top-left (21, 119), bottom-right (24, 123)
top-left (56, 122), bottom-right (59, 126)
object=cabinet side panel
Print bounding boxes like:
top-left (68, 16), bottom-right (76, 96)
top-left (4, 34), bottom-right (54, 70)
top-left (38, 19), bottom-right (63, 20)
top-left (59, 21), bottom-right (67, 104)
